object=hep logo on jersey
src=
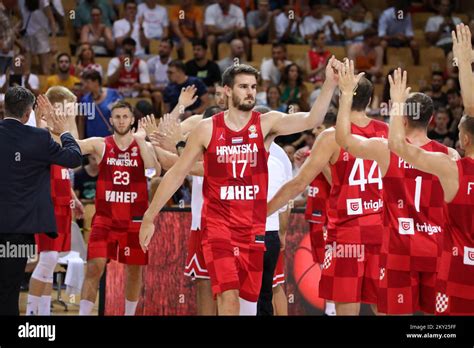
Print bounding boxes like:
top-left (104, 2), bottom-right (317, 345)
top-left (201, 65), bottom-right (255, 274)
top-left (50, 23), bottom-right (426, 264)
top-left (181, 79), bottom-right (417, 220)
top-left (463, 246), bottom-right (474, 266)
top-left (346, 198), bottom-right (363, 215)
top-left (398, 217), bottom-right (415, 235)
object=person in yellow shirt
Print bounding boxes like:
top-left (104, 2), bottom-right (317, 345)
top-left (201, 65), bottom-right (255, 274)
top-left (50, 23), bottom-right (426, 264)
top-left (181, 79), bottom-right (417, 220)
top-left (46, 53), bottom-right (81, 91)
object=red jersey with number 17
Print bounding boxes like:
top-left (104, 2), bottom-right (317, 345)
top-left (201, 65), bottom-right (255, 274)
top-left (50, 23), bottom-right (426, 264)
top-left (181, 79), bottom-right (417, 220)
top-left (201, 111), bottom-right (269, 245)
top-left (94, 136), bottom-right (149, 229)
top-left (327, 119), bottom-right (388, 245)
top-left (382, 141), bottom-right (448, 273)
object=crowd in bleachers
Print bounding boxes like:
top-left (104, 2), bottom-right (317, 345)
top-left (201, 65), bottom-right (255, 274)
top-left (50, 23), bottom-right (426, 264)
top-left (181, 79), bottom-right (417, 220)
top-left (0, 0), bottom-right (472, 199)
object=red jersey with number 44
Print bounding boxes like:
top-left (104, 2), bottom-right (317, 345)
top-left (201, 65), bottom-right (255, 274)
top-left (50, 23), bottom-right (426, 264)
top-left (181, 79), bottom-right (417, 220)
top-left (382, 141), bottom-right (448, 273)
top-left (50, 165), bottom-right (71, 207)
top-left (94, 136), bottom-right (148, 229)
top-left (201, 111), bottom-right (269, 244)
top-left (437, 157), bottom-right (474, 300)
top-left (327, 120), bottom-right (388, 245)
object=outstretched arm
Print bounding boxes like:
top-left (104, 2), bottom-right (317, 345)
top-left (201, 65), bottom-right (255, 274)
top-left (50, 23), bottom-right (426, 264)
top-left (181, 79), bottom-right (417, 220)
top-left (267, 130), bottom-right (337, 216)
top-left (452, 24), bottom-right (474, 116)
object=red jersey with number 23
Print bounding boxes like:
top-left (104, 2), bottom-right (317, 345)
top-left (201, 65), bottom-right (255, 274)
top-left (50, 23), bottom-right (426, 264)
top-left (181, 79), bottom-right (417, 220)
top-left (94, 136), bottom-right (149, 229)
top-left (201, 111), bottom-right (269, 245)
top-left (327, 120), bottom-right (388, 245)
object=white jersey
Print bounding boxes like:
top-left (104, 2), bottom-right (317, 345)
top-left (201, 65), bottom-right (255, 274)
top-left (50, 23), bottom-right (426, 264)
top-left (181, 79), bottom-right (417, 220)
top-left (266, 143), bottom-right (293, 231)
top-left (191, 176), bottom-right (204, 230)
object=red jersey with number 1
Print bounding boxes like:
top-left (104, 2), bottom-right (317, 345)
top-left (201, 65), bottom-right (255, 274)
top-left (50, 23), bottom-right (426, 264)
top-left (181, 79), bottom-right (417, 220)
top-left (94, 136), bottom-right (149, 229)
top-left (50, 165), bottom-right (72, 207)
top-left (327, 120), bottom-right (388, 245)
top-left (382, 141), bottom-right (448, 273)
top-left (437, 157), bottom-right (474, 300)
top-left (201, 111), bottom-right (269, 245)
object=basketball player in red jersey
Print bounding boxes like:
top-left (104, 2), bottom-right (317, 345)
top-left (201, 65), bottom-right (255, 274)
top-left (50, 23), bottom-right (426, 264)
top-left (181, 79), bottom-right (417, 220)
top-left (140, 59), bottom-right (341, 315)
top-left (388, 25), bottom-right (474, 315)
top-left (26, 89), bottom-right (85, 315)
top-left (268, 73), bottom-right (388, 316)
top-left (62, 100), bottom-right (159, 315)
top-left (335, 62), bottom-right (459, 315)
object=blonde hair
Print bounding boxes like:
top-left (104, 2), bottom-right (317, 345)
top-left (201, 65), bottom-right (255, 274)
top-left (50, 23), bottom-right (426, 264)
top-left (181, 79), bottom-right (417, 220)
top-left (45, 86), bottom-right (77, 105)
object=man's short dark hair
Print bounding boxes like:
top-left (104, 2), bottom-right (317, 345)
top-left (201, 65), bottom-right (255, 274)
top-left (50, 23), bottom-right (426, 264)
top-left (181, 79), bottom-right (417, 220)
top-left (123, 37), bottom-right (136, 47)
top-left (222, 64), bottom-right (260, 88)
top-left (161, 38), bottom-right (174, 49)
top-left (82, 69), bottom-right (102, 86)
top-left (405, 92), bottom-right (434, 128)
top-left (111, 100), bottom-right (134, 114)
top-left (272, 42), bottom-right (286, 51)
top-left (192, 39), bottom-right (207, 50)
top-left (4, 86), bottom-right (35, 119)
top-left (203, 106), bottom-right (223, 119)
top-left (446, 88), bottom-right (461, 97)
top-left (57, 53), bottom-right (71, 63)
top-left (124, 0), bottom-right (137, 7)
top-left (432, 71), bottom-right (444, 79)
top-left (168, 60), bottom-right (186, 73)
top-left (351, 76), bottom-right (373, 111)
top-left (323, 111), bottom-right (337, 127)
top-left (363, 27), bottom-right (378, 39)
top-left (91, 5), bottom-right (102, 13)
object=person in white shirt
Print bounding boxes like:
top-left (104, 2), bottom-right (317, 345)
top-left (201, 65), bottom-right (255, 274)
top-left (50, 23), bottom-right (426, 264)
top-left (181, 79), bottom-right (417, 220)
top-left (112, 0), bottom-right (148, 57)
top-left (260, 43), bottom-right (292, 91)
top-left (0, 54), bottom-right (39, 96)
top-left (204, 0), bottom-right (250, 60)
top-left (425, 0), bottom-right (462, 53)
top-left (341, 4), bottom-right (371, 44)
top-left (273, 6), bottom-right (301, 43)
top-left (217, 38), bottom-right (248, 74)
top-left (299, 3), bottom-right (342, 44)
top-left (137, 0), bottom-right (169, 40)
top-left (147, 38), bottom-right (173, 116)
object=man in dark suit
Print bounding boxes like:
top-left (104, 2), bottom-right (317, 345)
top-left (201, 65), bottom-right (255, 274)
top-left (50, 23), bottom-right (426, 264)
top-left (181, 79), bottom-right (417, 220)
top-left (0, 86), bottom-right (82, 315)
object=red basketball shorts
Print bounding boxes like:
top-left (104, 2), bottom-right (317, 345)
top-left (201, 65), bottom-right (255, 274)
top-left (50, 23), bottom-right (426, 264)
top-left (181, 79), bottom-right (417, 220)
top-left (309, 223), bottom-right (326, 264)
top-left (272, 253), bottom-right (285, 288)
top-left (184, 229), bottom-right (209, 280)
top-left (36, 205), bottom-right (72, 253)
top-left (378, 266), bottom-right (436, 314)
top-left (87, 219), bottom-right (148, 265)
top-left (319, 243), bottom-right (380, 304)
top-left (202, 232), bottom-right (265, 303)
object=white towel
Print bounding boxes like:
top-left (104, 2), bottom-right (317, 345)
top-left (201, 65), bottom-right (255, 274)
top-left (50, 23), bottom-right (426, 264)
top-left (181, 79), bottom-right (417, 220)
top-left (59, 252), bottom-right (85, 297)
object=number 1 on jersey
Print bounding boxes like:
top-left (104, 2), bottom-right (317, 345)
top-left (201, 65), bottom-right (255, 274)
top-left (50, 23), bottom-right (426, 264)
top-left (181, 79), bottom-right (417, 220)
top-left (348, 158), bottom-right (383, 191)
top-left (414, 176), bottom-right (422, 212)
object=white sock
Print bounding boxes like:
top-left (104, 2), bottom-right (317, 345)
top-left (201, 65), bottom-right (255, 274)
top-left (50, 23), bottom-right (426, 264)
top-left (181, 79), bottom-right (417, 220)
top-left (26, 295), bottom-right (41, 315)
top-left (38, 295), bottom-right (52, 315)
top-left (79, 300), bottom-right (95, 315)
top-left (325, 301), bottom-right (336, 316)
top-left (125, 299), bottom-right (138, 316)
top-left (239, 298), bottom-right (257, 316)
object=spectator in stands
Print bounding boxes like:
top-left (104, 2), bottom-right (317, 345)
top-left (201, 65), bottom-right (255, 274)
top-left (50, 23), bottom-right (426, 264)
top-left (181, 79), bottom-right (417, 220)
top-left (113, 0), bottom-right (148, 58)
top-left (218, 38), bottom-right (248, 74)
top-left (214, 82), bottom-right (227, 109)
top-left (341, 4), bottom-right (371, 44)
top-left (305, 31), bottom-right (331, 86)
top-left (263, 85), bottom-right (286, 112)
top-left (0, 54), bottom-right (39, 96)
top-left (204, 0), bottom-right (250, 60)
top-left (80, 69), bottom-right (123, 138)
top-left (347, 28), bottom-right (383, 81)
top-left (247, 0), bottom-right (273, 44)
top-left (46, 53), bottom-right (81, 91)
top-left (261, 43), bottom-right (292, 91)
top-left (80, 6), bottom-right (115, 56)
top-left (446, 88), bottom-right (464, 133)
top-left (75, 43), bottom-right (104, 78)
top-left (428, 107), bottom-right (455, 147)
top-left (185, 39), bottom-right (221, 94)
top-left (170, 0), bottom-right (204, 59)
top-left (147, 38), bottom-right (173, 116)
top-left (299, 2), bottom-right (342, 44)
top-left (74, 0), bottom-right (115, 38)
top-left (74, 154), bottom-right (99, 204)
top-left (378, 0), bottom-right (419, 64)
top-left (137, 0), bottom-right (169, 40)
top-left (163, 60), bottom-right (209, 118)
top-left (425, 0), bottom-right (462, 54)
top-left (430, 71), bottom-right (448, 109)
top-left (19, 0), bottom-right (57, 75)
top-left (107, 37), bottom-right (150, 98)
top-left (330, 0), bottom-right (363, 17)
top-left (279, 63), bottom-right (309, 110)
top-left (0, 0), bottom-right (17, 75)
top-left (273, 4), bottom-right (301, 44)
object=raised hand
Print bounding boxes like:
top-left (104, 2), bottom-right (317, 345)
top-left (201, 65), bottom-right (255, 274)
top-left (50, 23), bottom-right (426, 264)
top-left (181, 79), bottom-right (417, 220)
top-left (132, 118), bottom-right (147, 141)
top-left (140, 114), bottom-right (159, 137)
top-left (325, 55), bottom-right (342, 87)
top-left (388, 68), bottom-right (411, 104)
top-left (161, 113), bottom-right (184, 146)
top-left (177, 85), bottom-right (198, 109)
top-left (338, 58), bottom-right (365, 95)
top-left (452, 23), bottom-right (472, 65)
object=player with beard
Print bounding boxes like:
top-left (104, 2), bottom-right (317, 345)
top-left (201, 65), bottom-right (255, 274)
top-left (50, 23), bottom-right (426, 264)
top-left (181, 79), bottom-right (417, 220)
top-left (139, 59), bottom-right (341, 315)
top-left (57, 100), bottom-right (159, 315)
